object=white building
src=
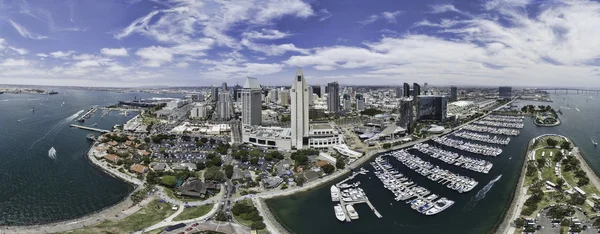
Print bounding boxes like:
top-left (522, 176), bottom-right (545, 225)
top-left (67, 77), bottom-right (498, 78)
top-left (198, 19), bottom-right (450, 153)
top-left (166, 99), bottom-right (187, 110)
top-left (291, 68), bottom-right (310, 149)
top-left (307, 122), bottom-right (344, 149)
top-left (217, 92), bottom-right (233, 120)
top-left (241, 77), bottom-right (262, 126)
top-left (278, 90), bottom-right (289, 106)
top-left (190, 103), bottom-right (211, 119)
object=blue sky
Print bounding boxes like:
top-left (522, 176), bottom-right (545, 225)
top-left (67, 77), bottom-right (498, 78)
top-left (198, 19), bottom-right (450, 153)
top-left (0, 0), bottom-right (599, 87)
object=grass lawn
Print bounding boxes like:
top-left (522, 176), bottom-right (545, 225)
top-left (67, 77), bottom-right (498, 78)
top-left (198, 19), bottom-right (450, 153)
top-left (232, 199), bottom-right (255, 227)
top-left (173, 203), bottom-right (214, 221)
top-left (541, 166), bottom-right (557, 183)
top-left (141, 116), bottom-right (160, 125)
top-left (562, 171), bottom-right (577, 187)
top-left (61, 199), bottom-right (175, 234)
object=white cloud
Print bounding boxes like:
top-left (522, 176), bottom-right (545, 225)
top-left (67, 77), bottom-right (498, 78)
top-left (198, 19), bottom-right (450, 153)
top-left (428, 4), bottom-right (461, 14)
top-left (8, 20), bottom-right (48, 40)
top-left (175, 62), bottom-right (189, 68)
top-left (8, 47), bottom-right (28, 55)
top-left (242, 29), bottom-right (291, 40)
top-left (358, 15), bottom-right (378, 26)
top-left (241, 39), bottom-right (309, 56)
top-left (382, 11), bottom-right (403, 23)
top-left (136, 46), bottom-right (173, 67)
top-left (36, 53), bottom-right (48, 58)
top-left (50, 51), bottom-right (75, 59)
top-left (101, 48), bottom-right (129, 57)
top-left (1, 59), bottom-right (30, 67)
top-left (318, 9), bottom-right (332, 22)
top-left (74, 60), bottom-right (102, 68)
top-left (72, 54), bottom-right (97, 61)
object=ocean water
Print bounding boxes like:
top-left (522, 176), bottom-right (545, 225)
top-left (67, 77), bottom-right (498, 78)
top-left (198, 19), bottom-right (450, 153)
top-left (0, 89), bottom-right (181, 226)
top-left (266, 93), bottom-right (600, 234)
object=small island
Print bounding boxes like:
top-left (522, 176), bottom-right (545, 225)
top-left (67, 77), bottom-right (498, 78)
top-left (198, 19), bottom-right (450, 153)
top-left (504, 135), bottom-right (600, 234)
top-left (521, 105), bottom-right (561, 127)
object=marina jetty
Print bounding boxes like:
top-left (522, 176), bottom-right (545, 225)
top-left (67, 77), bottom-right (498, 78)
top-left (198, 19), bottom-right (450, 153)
top-left (330, 168), bottom-right (382, 222)
top-left (498, 134), bottom-right (600, 234)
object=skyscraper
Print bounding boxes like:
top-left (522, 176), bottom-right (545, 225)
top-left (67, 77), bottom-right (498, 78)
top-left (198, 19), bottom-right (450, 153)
top-left (499, 86), bottom-right (512, 100)
top-left (398, 97), bottom-right (414, 132)
top-left (217, 91), bottom-right (233, 120)
top-left (417, 95), bottom-right (447, 122)
top-left (403, 83), bottom-right (410, 97)
top-left (312, 86), bottom-right (322, 98)
top-left (291, 69), bottom-right (309, 149)
top-left (342, 94), bottom-right (351, 111)
top-left (395, 86), bottom-right (402, 98)
top-left (356, 94), bottom-right (366, 111)
top-left (211, 85), bottom-right (219, 102)
top-left (413, 83), bottom-right (421, 97)
top-left (327, 82), bottom-right (340, 113)
top-left (241, 77), bottom-right (262, 126)
top-left (222, 82), bottom-right (228, 92)
top-left (450, 86), bottom-right (458, 102)
top-left (423, 83), bottom-right (428, 95)
top-left (232, 84), bottom-right (242, 102)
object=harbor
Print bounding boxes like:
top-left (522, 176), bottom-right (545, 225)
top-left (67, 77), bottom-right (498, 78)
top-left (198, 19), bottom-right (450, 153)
top-left (413, 143), bottom-right (493, 174)
top-left (331, 168), bottom-right (382, 222)
top-left (433, 136), bottom-right (503, 157)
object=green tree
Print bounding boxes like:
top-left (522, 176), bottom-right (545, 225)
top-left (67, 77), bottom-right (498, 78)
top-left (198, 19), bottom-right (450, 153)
top-left (224, 165), bottom-right (234, 179)
top-left (250, 157), bottom-right (259, 165)
top-left (204, 166), bottom-right (225, 182)
top-left (160, 175), bottom-right (178, 187)
top-left (142, 156), bottom-right (150, 164)
top-left (547, 138), bottom-right (558, 147)
top-left (215, 210), bottom-right (228, 221)
top-left (514, 217), bottom-right (526, 228)
top-left (295, 176), bottom-right (306, 186)
top-left (336, 159), bottom-right (346, 170)
top-left (561, 141), bottom-right (571, 150)
top-left (321, 164), bottom-right (335, 174)
top-left (382, 143), bottom-right (391, 149)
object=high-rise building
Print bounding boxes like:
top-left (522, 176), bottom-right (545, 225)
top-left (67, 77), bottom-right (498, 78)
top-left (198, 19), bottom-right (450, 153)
top-left (417, 95), bottom-right (447, 122)
top-left (398, 97), bottom-right (414, 132)
top-left (356, 94), bottom-right (366, 111)
top-left (241, 77), bottom-right (262, 126)
top-left (278, 90), bottom-right (289, 106)
top-left (291, 69), bottom-right (309, 149)
top-left (403, 83), bottom-right (410, 97)
top-left (222, 82), bottom-right (228, 92)
top-left (423, 83), bottom-right (428, 95)
top-left (190, 104), bottom-right (210, 119)
top-left (327, 82), bottom-right (340, 113)
top-left (312, 86), bottom-right (322, 98)
top-left (395, 87), bottom-right (402, 98)
top-left (211, 85), bottom-right (219, 102)
top-left (217, 91), bottom-right (233, 121)
top-left (268, 89), bottom-right (279, 103)
top-left (413, 83), bottom-right (421, 97)
top-left (450, 86), bottom-right (458, 102)
top-left (232, 84), bottom-right (242, 102)
top-left (342, 94), bottom-right (351, 111)
top-left (499, 86), bottom-right (512, 100)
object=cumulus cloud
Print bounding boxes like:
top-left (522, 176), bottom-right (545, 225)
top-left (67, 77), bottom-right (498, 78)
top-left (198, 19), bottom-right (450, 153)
top-left (50, 51), bottom-right (75, 59)
top-left (136, 46), bottom-right (174, 67)
top-left (242, 29), bottom-right (291, 40)
top-left (358, 15), bottom-right (378, 26)
top-left (382, 11), bottom-right (403, 23)
top-left (0, 58), bottom-right (30, 67)
top-left (101, 48), bottom-right (129, 57)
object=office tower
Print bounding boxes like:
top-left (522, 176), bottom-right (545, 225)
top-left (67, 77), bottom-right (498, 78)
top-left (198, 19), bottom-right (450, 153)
top-left (423, 83), bottom-right (428, 95)
top-left (321, 85), bottom-right (327, 97)
top-left (413, 83), bottom-right (421, 97)
top-left (312, 86), bottom-right (322, 98)
top-left (268, 89), bottom-right (279, 103)
top-left (343, 94), bottom-right (351, 111)
top-left (211, 85), bottom-right (219, 102)
top-left (232, 84), bottom-right (242, 102)
top-left (356, 94), bottom-right (366, 111)
top-left (278, 90), bottom-right (289, 106)
top-left (291, 68), bottom-right (309, 149)
top-left (241, 77), bottom-right (262, 126)
top-left (403, 83), bottom-right (410, 97)
top-left (217, 91), bottom-right (233, 120)
top-left (398, 97), bottom-right (414, 132)
top-left (395, 87), bottom-right (402, 98)
top-left (417, 95), bottom-right (447, 122)
top-left (327, 82), bottom-right (340, 113)
top-left (222, 82), bottom-right (228, 92)
top-left (450, 86), bottom-right (458, 102)
top-left (499, 86), bottom-right (512, 100)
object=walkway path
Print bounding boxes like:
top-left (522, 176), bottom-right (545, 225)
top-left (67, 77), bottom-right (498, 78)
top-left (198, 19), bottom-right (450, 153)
top-left (139, 201), bottom-right (221, 233)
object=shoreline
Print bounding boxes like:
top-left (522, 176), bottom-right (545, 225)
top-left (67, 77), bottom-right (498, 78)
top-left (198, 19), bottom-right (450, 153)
top-left (0, 143), bottom-right (142, 234)
top-left (493, 136), bottom-right (533, 234)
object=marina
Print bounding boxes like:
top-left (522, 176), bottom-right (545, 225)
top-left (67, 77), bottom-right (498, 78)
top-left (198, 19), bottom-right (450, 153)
top-left (461, 124), bottom-right (520, 136)
top-left (432, 136), bottom-right (503, 157)
top-left (77, 107), bottom-right (98, 123)
top-left (385, 151), bottom-right (478, 193)
top-left (412, 143), bottom-right (493, 174)
top-left (452, 130), bottom-right (511, 145)
top-left (371, 157), bottom-right (455, 215)
top-left (473, 120), bottom-right (524, 129)
top-left (332, 168), bottom-right (382, 222)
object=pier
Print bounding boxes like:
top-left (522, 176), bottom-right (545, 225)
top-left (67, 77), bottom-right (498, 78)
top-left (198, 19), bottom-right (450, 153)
top-left (70, 124), bottom-right (111, 133)
top-left (335, 168), bottom-right (382, 221)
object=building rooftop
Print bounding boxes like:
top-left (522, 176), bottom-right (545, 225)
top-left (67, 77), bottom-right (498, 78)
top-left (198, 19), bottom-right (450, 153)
top-left (243, 125), bottom-right (291, 140)
top-left (243, 77), bottom-right (261, 89)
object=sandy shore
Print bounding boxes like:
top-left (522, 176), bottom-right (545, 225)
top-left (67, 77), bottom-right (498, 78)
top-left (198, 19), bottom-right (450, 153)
top-left (0, 145), bottom-right (143, 234)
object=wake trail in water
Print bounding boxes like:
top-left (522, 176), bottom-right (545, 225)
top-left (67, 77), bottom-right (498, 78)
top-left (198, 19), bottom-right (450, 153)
top-left (461, 174), bottom-right (502, 211)
top-left (29, 110), bottom-right (84, 149)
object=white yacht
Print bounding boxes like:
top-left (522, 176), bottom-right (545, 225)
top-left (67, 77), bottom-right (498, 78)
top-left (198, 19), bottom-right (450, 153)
top-left (346, 204), bottom-right (359, 219)
top-left (334, 204), bottom-right (346, 221)
top-left (330, 185), bottom-right (340, 202)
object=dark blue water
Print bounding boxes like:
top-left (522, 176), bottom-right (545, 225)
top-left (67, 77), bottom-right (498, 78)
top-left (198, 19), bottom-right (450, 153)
top-left (0, 89), bottom-right (182, 226)
top-left (267, 93), bottom-right (600, 234)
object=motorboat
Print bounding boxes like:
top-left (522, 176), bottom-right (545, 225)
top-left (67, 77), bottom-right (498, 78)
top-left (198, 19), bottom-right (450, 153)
top-left (334, 204), bottom-right (346, 221)
top-left (330, 185), bottom-right (340, 202)
top-left (346, 204), bottom-right (358, 219)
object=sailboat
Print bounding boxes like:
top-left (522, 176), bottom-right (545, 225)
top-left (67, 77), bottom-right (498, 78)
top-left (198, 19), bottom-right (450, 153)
top-left (48, 147), bottom-right (57, 160)
top-left (592, 138), bottom-right (598, 147)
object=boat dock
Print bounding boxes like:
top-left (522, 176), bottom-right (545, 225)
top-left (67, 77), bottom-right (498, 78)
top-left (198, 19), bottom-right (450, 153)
top-left (335, 167), bottom-right (382, 222)
top-left (70, 124), bottom-right (111, 133)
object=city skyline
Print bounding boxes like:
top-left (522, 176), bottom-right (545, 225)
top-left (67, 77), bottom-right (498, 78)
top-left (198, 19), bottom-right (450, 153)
top-left (1, 0), bottom-right (600, 87)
